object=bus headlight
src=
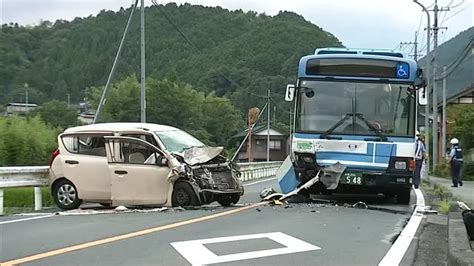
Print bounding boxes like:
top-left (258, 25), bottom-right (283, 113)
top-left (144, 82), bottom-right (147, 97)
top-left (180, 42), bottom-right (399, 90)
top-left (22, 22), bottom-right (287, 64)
top-left (394, 161), bottom-right (407, 170)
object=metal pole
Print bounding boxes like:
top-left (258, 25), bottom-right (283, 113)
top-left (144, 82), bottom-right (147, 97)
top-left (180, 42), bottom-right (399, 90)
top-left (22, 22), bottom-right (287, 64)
top-left (432, 0), bottom-right (439, 169)
top-left (414, 31), bottom-right (418, 61)
top-left (94, 0), bottom-right (138, 124)
top-left (24, 83), bottom-right (29, 105)
top-left (442, 65), bottom-right (447, 159)
top-left (267, 89), bottom-right (270, 162)
top-left (140, 0), bottom-right (146, 123)
top-left (414, 0), bottom-right (431, 172)
top-left (34, 187), bottom-right (42, 211)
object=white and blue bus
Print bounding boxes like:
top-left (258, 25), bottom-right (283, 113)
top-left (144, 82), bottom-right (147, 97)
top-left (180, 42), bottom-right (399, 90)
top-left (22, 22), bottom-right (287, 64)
top-left (281, 48), bottom-right (426, 204)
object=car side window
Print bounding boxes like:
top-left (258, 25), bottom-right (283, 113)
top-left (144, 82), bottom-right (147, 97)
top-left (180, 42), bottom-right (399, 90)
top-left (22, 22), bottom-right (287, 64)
top-left (121, 134), bottom-right (159, 147)
top-left (109, 139), bottom-right (166, 166)
top-left (61, 134), bottom-right (109, 156)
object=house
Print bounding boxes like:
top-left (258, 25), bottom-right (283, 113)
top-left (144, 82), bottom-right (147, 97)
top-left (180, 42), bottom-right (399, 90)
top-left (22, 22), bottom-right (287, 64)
top-left (232, 125), bottom-right (288, 162)
top-left (5, 103), bottom-right (38, 116)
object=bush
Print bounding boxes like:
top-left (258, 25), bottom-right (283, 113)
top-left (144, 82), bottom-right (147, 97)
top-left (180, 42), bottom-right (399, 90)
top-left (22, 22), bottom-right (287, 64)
top-left (433, 160), bottom-right (450, 178)
top-left (463, 161), bottom-right (474, 181)
top-left (4, 187), bottom-right (53, 208)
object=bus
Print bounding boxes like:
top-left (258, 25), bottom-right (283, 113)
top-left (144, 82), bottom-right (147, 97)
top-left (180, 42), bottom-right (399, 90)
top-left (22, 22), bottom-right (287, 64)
top-left (280, 48), bottom-right (426, 204)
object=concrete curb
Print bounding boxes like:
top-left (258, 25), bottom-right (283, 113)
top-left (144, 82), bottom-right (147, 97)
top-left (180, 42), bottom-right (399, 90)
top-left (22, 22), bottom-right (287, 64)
top-left (448, 212), bottom-right (474, 266)
top-left (425, 177), bottom-right (474, 265)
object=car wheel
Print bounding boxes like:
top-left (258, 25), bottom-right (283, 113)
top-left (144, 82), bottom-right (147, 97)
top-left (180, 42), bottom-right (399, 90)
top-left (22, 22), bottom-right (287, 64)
top-left (396, 188), bottom-right (411, 205)
top-left (172, 182), bottom-right (199, 207)
top-left (53, 179), bottom-right (82, 210)
top-left (217, 194), bottom-right (240, 207)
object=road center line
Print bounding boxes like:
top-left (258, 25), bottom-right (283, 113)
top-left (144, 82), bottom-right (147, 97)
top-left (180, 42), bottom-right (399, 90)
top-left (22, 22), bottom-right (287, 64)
top-left (378, 188), bottom-right (425, 266)
top-left (0, 202), bottom-right (266, 265)
top-left (0, 214), bottom-right (56, 225)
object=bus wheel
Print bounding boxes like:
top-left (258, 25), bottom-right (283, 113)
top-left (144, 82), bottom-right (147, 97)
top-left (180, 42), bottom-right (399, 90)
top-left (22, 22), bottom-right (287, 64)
top-left (396, 188), bottom-right (411, 205)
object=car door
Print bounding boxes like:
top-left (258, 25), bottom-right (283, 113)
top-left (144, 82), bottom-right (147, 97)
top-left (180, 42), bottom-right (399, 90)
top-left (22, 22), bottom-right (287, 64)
top-left (59, 133), bottom-right (111, 201)
top-left (104, 136), bottom-right (172, 206)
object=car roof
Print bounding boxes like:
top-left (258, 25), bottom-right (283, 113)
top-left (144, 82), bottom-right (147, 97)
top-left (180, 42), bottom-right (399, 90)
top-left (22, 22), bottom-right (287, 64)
top-left (63, 122), bottom-right (181, 133)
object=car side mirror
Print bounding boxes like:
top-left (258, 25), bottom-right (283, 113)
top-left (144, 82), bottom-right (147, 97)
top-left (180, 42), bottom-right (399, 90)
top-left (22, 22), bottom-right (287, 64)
top-left (285, 84), bottom-right (295, 102)
top-left (157, 157), bottom-right (168, 166)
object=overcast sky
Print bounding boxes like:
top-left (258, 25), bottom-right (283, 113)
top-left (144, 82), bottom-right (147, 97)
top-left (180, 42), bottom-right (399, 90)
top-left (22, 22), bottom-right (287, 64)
top-left (1, 0), bottom-right (473, 55)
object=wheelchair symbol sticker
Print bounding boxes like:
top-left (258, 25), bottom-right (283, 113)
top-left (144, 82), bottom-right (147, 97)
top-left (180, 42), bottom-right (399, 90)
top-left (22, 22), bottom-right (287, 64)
top-left (396, 63), bottom-right (409, 79)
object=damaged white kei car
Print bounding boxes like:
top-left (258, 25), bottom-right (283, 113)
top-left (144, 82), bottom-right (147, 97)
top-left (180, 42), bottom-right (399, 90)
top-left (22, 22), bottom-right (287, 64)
top-left (48, 123), bottom-right (244, 210)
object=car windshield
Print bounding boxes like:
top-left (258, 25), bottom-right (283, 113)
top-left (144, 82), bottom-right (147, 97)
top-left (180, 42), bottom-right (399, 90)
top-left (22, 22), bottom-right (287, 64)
top-left (154, 130), bottom-right (205, 153)
top-left (297, 80), bottom-right (415, 136)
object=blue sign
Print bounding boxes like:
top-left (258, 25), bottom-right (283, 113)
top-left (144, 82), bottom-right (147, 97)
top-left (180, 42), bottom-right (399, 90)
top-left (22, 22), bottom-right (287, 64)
top-left (396, 63), bottom-right (409, 79)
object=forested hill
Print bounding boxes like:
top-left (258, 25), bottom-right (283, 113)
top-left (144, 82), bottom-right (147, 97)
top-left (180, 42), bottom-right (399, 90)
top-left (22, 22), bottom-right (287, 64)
top-left (0, 3), bottom-right (342, 109)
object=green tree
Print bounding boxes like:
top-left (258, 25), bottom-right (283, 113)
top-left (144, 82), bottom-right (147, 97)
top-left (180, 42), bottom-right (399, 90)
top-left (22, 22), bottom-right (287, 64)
top-left (452, 105), bottom-right (474, 150)
top-left (30, 100), bottom-right (79, 129)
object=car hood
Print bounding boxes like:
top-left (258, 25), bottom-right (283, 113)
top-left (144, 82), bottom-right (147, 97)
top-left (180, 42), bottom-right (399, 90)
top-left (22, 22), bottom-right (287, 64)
top-left (182, 146), bottom-right (224, 166)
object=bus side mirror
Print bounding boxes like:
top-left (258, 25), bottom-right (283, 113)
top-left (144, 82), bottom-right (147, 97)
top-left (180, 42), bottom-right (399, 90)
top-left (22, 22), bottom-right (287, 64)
top-left (285, 84), bottom-right (295, 102)
top-left (414, 68), bottom-right (426, 88)
top-left (418, 88), bottom-right (427, 105)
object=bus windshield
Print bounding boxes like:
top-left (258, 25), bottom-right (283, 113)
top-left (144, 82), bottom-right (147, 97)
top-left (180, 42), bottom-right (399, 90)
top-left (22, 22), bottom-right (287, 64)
top-left (297, 80), bottom-right (415, 136)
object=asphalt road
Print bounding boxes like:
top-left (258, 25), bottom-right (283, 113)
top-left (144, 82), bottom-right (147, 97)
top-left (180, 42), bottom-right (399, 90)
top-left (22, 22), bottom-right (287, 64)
top-left (0, 177), bottom-right (415, 265)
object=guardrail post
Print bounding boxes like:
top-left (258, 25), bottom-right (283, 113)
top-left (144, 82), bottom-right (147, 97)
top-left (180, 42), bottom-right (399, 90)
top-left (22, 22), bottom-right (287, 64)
top-left (34, 187), bottom-right (42, 211)
top-left (0, 188), bottom-right (4, 215)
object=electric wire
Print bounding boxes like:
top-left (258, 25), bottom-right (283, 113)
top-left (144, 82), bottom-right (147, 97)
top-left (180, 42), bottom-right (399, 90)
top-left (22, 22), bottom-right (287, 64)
top-left (151, 0), bottom-right (267, 100)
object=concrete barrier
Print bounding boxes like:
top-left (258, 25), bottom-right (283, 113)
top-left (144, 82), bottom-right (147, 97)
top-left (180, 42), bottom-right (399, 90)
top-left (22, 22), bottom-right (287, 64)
top-left (448, 212), bottom-right (474, 266)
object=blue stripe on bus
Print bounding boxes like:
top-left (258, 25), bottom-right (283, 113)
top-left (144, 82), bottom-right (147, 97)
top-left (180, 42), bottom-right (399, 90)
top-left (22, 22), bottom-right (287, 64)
top-left (374, 144), bottom-right (396, 163)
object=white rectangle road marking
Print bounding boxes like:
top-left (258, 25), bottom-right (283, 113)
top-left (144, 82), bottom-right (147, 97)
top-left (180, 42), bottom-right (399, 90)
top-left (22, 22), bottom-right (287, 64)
top-left (171, 232), bottom-right (320, 265)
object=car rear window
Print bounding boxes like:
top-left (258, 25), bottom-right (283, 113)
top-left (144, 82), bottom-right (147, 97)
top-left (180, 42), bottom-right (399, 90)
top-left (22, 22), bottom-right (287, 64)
top-left (61, 134), bottom-right (110, 156)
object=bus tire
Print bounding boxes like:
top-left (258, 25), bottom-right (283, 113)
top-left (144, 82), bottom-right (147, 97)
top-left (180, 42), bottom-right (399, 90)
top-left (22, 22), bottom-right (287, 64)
top-left (396, 188), bottom-right (411, 205)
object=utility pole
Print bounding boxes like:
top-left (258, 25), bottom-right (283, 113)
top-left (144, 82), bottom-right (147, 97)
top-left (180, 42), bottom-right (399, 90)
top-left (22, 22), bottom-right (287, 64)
top-left (93, 0), bottom-right (138, 124)
top-left (399, 31), bottom-right (418, 61)
top-left (442, 65), bottom-right (447, 159)
top-left (67, 93), bottom-right (71, 109)
top-left (140, 0), bottom-right (146, 123)
top-left (266, 89), bottom-right (271, 162)
top-left (414, 0), bottom-right (431, 173)
top-left (431, 0), bottom-right (449, 169)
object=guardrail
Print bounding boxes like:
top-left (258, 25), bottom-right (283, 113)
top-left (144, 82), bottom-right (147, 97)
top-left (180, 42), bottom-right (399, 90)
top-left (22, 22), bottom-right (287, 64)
top-left (0, 162), bottom-right (282, 215)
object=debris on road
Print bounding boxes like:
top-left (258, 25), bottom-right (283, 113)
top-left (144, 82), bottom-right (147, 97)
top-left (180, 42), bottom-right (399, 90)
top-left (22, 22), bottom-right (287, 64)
top-left (115, 205), bottom-right (128, 211)
top-left (352, 201), bottom-right (368, 209)
top-left (55, 206), bottom-right (188, 216)
top-left (416, 206), bottom-right (438, 215)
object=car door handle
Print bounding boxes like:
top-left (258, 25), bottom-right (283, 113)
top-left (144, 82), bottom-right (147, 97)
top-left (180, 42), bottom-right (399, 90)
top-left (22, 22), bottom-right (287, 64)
top-left (114, 170), bottom-right (128, 175)
top-left (65, 160), bottom-right (79, 165)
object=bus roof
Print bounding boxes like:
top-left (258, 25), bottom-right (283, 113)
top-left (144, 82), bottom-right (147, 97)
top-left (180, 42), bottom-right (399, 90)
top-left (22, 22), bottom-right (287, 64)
top-left (298, 47), bottom-right (418, 83)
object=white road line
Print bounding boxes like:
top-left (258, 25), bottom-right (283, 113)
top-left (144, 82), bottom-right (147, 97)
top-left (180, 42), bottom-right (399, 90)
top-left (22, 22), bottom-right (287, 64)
top-left (243, 177), bottom-right (277, 186)
top-left (171, 232), bottom-right (320, 265)
top-left (0, 214), bottom-right (56, 225)
top-left (378, 188), bottom-right (425, 266)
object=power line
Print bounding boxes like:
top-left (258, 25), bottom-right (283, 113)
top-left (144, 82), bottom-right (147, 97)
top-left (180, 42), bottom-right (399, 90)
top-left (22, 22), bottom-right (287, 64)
top-left (151, 1), bottom-right (267, 100)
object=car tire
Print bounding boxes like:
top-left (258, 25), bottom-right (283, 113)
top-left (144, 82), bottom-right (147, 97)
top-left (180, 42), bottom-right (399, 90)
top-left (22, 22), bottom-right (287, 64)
top-left (217, 194), bottom-right (240, 207)
top-left (396, 188), bottom-right (411, 205)
top-left (172, 182), bottom-right (199, 207)
top-left (53, 179), bottom-right (82, 210)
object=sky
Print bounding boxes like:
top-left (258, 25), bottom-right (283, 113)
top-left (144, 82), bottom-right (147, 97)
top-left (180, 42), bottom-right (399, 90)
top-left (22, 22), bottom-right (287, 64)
top-left (1, 0), bottom-right (473, 55)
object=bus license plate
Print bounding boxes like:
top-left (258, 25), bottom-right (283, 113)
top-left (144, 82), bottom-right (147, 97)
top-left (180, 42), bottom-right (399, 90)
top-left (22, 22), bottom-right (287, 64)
top-left (341, 173), bottom-right (363, 185)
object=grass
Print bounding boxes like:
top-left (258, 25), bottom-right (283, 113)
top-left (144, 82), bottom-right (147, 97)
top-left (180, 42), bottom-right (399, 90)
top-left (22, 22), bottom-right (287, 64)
top-left (438, 199), bottom-right (452, 215)
top-left (3, 187), bottom-right (54, 208)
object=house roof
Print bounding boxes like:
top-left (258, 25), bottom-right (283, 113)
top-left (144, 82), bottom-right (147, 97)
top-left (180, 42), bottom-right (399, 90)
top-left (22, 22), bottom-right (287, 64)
top-left (231, 124), bottom-right (288, 139)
